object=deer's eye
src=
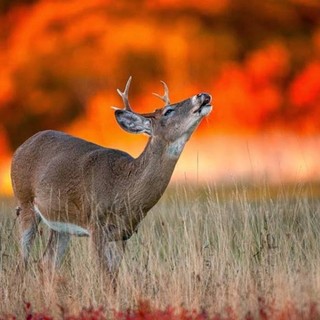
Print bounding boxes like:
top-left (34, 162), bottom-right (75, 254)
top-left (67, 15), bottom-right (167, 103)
top-left (163, 108), bottom-right (174, 117)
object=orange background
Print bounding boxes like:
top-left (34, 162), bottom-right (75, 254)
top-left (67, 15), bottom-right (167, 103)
top-left (0, 0), bottom-right (320, 195)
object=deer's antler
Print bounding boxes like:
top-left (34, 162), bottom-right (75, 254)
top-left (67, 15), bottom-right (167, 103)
top-left (117, 76), bottom-right (133, 112)
top-left (153, 81), bottom-right (170, 105)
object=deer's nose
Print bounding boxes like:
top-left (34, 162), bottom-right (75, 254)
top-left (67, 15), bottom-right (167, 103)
top-left (197, 93), bottom-right (212, 106)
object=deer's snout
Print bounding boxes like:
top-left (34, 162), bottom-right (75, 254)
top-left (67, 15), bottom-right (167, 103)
top-left (196, 93), bottom-right (212, 106)
top-left (192, 93), bottom-right (212, 115)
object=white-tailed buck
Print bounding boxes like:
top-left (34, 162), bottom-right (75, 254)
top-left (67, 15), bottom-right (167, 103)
top-left (11, 77), bottom-right (212, 281)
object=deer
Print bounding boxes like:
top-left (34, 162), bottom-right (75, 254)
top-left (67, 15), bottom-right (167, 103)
top-left (11, 77), bottom-right (212, 283)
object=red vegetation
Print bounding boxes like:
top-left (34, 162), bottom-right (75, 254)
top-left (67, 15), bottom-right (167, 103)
top-left (1, 300), bottom-right (319, 320)
top-left (0, 0), bottom-right (320, 151)
top-left (1, 0), bottom-right (320, 192)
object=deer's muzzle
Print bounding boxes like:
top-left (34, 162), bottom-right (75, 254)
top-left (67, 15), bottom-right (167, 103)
top-left (193, 93), bottom-right (212, 115)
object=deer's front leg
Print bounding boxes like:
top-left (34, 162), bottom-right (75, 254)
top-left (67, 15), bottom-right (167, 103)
top-left (91, 226), bottom-right (127, 287)
top-left (103, 240), bottom-right (126, 275)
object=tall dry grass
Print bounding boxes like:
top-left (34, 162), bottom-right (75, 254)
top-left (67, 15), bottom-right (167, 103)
top-left (1, 182), bottom-right (320, 318)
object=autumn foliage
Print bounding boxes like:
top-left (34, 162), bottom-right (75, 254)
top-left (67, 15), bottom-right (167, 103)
top-left (0, 0), bottom-right (320, 193)
top-left (1, 0), bottom-right (320, 147)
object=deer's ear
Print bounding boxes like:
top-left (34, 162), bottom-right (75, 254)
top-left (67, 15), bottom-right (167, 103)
top-left (115, 110), bottom-right (152, 136)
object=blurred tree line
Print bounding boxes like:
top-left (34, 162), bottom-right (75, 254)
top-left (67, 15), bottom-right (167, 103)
top-left (0, 0), bottom-right (319, 152)
top-left (0, 0), bottom-right (36, 14)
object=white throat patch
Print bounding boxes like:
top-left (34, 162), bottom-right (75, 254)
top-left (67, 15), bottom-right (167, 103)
top-left (167, 135), bottom-right (188, 158)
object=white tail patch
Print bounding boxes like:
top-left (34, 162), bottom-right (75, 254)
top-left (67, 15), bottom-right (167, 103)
top-left (34, 205), bottom-right (90, 237)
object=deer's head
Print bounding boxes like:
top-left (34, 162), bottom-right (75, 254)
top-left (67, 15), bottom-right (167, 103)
top-left (114, 77), bottom-right (212, 155)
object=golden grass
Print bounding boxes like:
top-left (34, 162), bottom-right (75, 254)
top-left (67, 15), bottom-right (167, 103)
top-left (1, 182), bottom-right (320, 317)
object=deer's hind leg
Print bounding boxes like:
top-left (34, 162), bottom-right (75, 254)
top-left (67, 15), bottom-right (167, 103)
top-left (17, 202), bottom-right (41, 268)
top-left (42, 230), bottom-right (71, 270)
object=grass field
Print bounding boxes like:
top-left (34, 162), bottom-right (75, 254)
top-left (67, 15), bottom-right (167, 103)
top-left (1, 182), bottom-right (320, 319)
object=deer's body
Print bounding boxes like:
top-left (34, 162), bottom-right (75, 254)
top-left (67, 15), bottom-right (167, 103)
top-left (11, 77), bottom-right (212, 281)
top-left (12, 129), bottom-right (178, 239)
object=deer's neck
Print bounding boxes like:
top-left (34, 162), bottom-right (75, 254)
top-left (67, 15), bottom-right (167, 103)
top-left (130, 136), bottom-right (187, 211)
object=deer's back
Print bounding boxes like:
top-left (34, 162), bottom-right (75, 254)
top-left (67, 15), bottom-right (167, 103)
top-left (11, 130), bottom-right (133, 223)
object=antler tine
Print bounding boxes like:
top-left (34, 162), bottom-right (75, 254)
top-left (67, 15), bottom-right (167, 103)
top-left (152, 80), bottom-right (170, 105)
top-left (117, 76), bottom-right (133, 112)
